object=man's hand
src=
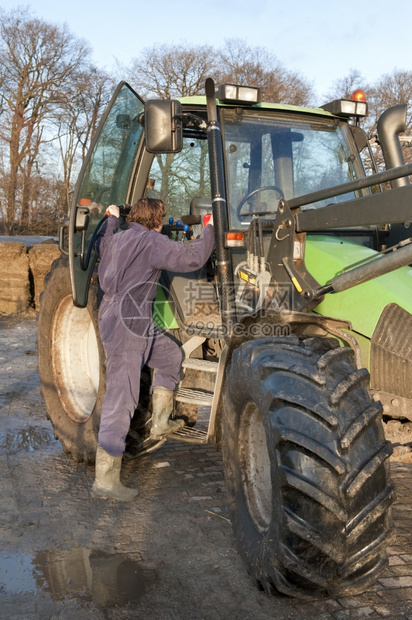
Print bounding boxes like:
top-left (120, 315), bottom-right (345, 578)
top-left (105, 205), bottom-right (119, 218)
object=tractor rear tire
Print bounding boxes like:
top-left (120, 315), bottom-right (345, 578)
top-left (37, 257), bottom-right (163, 463)
top-left (37, 257), bottom-right (104, 463)
top-left (222, 335), bottom-right (395, 599)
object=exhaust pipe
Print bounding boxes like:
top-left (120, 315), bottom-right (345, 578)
top-left (377, 104), bottom-right (410, 187)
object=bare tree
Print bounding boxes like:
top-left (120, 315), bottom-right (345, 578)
top-left (325, 68), bottom-right (412, 137)
top-left (0, 7), bottom-right (91, 233)
top-left (217, 39), bottom-right (314, 106)
top-left (368, 69), bottom-right (412, 130)
top-left (324, 68), bottom-right (369, 102)
top-left (366, 69), bottom-right (412, 170)
top-left (128, 42), bottom-right (217, 99)
top-left (321, 68), bottom-right (412, 173)
top-left (53, 68), bottom-right (115, 218)
top-left (128, 39), bottom-right (314, 106)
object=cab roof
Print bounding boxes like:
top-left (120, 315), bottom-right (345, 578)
top-left (177, 95), bottom-right (335, 119)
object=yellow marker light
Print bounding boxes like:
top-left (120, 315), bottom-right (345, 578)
top-left (351, 89), bottom-right (367, 103)
top-left (225, 232), bottom-right (245, 247)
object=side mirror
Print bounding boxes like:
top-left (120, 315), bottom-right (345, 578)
top-left (144, 100), bottom-right (183, 153)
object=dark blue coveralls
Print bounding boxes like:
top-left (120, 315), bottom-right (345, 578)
top-left (96, 215), bottom-right (215, 457)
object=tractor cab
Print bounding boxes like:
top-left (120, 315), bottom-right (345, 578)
top-left (64, 80), bottom-right (375, 326)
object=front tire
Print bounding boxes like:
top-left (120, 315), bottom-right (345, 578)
top-left (222, 335), bottom-right (395, 599)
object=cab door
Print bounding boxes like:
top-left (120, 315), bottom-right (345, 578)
top-left (68, 82), bottom-right (145, 307)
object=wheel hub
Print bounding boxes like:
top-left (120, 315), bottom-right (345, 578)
top-left (51, 295), bottom-right (99, 423)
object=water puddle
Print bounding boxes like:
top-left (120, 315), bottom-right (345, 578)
top-left (0, 552), bottom-right (37, 594)
top-left (0, 426), bottom-right (54, 455)
top-left (0, 548), bottom-right (153, 606)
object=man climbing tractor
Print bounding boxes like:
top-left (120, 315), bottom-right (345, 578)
top-left (91, 197), bottom-right (214, 501)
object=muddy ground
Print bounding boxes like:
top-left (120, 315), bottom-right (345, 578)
top-left (1, 314), bottom-right (412, 620)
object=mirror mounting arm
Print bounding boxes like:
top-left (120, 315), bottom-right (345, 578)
top-left (176, 112), bottom-right (208, 132)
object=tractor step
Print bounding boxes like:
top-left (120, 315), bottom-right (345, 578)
top-left (175, 387), bottom-right (213, 406)
top-left (171, 425), bottom-right (208, 444)
top-left (181, 358), bottom-right (218, 373)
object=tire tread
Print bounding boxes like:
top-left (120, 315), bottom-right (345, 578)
top-left (222, 335), bottom-right (394, 599)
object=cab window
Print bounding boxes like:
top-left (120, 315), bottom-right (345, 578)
top-left (222, 109), bottom-right (365, 228)
top-left (146, 136), bottom-right (210, 220)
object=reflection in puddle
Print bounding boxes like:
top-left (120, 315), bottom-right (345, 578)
top-left (0, 553), bottom-right (37, 594)
top-left (0, 426), bottom-right (53, 455)
top-left (0, 548), bottom-right (152, 606)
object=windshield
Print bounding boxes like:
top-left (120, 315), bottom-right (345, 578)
top-left (221, 108), bottom-right (365, 228)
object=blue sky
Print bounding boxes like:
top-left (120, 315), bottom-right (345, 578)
top-left (3, 0), bottom-right (412, 101)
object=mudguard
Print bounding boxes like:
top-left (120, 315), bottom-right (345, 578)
top-left (306, 235), bottom-right (412, 336)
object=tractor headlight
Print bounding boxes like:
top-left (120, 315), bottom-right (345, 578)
top-left (321, 90), bottom-right (368, 118)
top-left (217, 84), bottom-right (261, 105)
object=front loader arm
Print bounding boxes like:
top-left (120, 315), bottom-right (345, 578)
top-left (296, 184), bottom-right (412, 232)
top-left (266, 163), bottom-right (412, 312)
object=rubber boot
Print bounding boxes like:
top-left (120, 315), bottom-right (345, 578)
top-left (150, 386), bottom-right (184, 440)
top-left (91, 445), bottom-right (139, 501)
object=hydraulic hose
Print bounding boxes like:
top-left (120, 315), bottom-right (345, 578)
top-left (80, 214), bottom-right (108, 271)
top-left (80, 204), bottom-right (130, 271)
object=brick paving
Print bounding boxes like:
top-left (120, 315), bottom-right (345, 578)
top-left (1, 315), bottom-right (412, 619)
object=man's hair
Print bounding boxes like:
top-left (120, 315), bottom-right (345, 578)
top-left (127, 197), bottom-right (165, 230)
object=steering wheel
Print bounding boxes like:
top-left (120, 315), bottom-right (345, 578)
top-left (237, 185), bottom-right (285, 217)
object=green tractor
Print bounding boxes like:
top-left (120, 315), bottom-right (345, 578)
top-left (38, 78), bottom-right (412, 598)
